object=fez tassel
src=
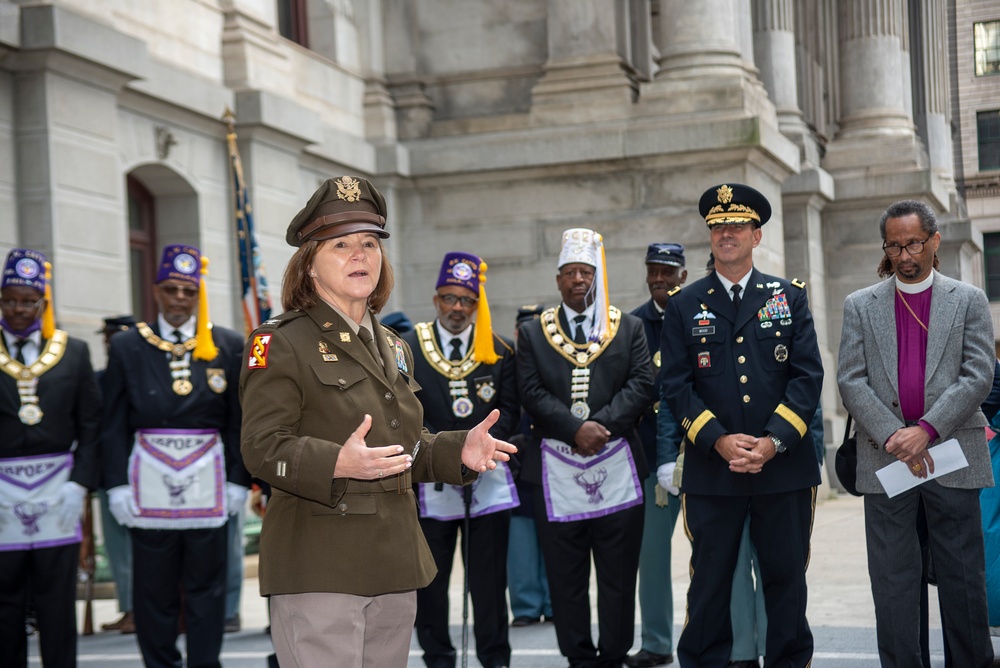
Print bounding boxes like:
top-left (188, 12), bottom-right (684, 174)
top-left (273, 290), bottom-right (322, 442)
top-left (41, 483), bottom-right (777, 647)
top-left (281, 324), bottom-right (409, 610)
top-left (41, 262), bottom-right (55, 340)
top-left (193, 256), bottom-right (218, 361)
top-left (472, 261), bottom-right (498, 364)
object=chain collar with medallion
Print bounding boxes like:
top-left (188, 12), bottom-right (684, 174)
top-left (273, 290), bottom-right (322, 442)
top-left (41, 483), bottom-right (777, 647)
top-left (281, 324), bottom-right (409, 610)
top-left (0, 329), bottom-right (69, 425)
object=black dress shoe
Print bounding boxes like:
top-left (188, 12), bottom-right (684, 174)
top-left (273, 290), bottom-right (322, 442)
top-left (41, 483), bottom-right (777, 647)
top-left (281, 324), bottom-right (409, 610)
top-left (511, 616), bottom-right (540, 627)
top-left (727, 661), bottom-right (760, 668)
top-left (625, 649), bottom-right (673, 667)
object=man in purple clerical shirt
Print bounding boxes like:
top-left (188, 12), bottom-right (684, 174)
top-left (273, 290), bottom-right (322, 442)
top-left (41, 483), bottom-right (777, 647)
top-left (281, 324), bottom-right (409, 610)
top-left (837, 200), bottom-right (996, 668)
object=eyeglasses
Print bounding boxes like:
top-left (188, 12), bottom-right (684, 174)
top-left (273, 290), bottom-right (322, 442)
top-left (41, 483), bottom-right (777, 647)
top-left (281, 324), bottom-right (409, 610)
top-left (0, 298), bottom-right (44, 311)
top-left (882, 235), bottom-right (933, 258)
top-left (437, 293), bottom-right (478, 308)
top-left (159, 284), bottom-right (199, 298)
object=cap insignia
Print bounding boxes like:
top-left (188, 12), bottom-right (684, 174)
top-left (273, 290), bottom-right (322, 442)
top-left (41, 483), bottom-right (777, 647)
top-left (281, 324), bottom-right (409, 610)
top-left (717, 185), bottom-right (734, 204)
top-left (335, 176), bottom-right (361, 203)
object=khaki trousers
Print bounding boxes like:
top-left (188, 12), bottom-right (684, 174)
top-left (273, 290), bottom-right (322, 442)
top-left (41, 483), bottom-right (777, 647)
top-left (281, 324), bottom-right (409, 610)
top-left (270, 590), bottom-right (417, 668)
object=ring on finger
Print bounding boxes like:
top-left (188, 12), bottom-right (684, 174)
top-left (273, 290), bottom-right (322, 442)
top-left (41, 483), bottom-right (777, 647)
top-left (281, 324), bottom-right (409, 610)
top-left (912, 463), bottom-right (922, 472)
top-left (378, 468), bottom-right (384, 477)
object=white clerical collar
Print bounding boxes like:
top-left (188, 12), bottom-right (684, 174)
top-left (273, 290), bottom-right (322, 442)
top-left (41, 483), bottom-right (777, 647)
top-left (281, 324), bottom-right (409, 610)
top-left (158, 315), bottom-right (195, 340)
top-left (715, 268), bottom-right (753, 297)
top-left (895, 270), bottom-right (935, 294)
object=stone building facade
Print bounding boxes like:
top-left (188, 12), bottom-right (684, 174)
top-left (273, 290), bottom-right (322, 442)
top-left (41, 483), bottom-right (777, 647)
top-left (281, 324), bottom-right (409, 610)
top-left (1, 0), bottom-right (998, 485)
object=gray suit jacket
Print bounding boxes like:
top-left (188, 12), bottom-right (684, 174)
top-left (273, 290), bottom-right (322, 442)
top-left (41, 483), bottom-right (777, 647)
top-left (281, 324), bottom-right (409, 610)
top-left (837, 271), bottom-right (995, 493)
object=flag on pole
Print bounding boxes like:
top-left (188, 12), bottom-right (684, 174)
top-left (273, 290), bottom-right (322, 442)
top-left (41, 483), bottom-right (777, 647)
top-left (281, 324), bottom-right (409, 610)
top-left (224, 109), bottom-right (272, 335)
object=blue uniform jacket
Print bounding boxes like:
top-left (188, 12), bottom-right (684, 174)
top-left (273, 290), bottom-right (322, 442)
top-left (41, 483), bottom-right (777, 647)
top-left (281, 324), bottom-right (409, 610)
top-left (659, 268), bottom-right (823, 496)
top-left (630, 299), bottom-right (681, 470)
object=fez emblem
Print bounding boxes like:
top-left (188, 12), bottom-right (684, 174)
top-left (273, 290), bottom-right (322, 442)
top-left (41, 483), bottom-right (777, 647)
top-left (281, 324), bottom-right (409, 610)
top-left (774, 344), bottom-right (788, 362)
top-left (15, 258), bottom-right (40, 279)
top-left (452, 262), bottom-right (474, 281)
top-left (717, 184), bottom-right (734, 204)
top-left (335, 176), bottom-right (361, 202)
top-left (173, 253), bottom-right (197, 275)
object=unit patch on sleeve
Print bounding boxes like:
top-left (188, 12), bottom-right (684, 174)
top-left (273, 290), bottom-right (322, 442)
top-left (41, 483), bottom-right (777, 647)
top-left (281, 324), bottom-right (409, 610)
top-left (248, 334), bottom-right (272, 369)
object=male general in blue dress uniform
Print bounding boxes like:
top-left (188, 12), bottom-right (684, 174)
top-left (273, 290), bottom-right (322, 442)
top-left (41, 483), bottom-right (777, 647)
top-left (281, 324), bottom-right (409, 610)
top-left (660, 184), bottom-right (823, 668)
top-left (627, 243), bottom-right (687, 668)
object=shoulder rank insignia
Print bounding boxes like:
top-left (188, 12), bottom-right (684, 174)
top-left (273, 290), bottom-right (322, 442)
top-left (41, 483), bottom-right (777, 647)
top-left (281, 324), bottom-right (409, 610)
top-left (667, 285), bottom-right (682, 297)
top-left (791, 278), bottom-right (806, 289)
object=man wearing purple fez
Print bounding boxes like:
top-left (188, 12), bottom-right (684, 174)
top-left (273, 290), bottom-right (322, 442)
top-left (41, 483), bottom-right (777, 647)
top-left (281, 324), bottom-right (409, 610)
top-left (101, 244), bottom-right (250, 668)
top-left (0, 248), bottom-right (101, 668)
top-left (402, 252), bottom-right (519, 668)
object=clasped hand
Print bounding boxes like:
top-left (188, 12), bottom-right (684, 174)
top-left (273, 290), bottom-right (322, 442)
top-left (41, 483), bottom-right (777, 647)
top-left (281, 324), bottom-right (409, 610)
top-left (714, 433), bottom-right (777, 474)
top-left (885, 425), bottom-right (934, 479)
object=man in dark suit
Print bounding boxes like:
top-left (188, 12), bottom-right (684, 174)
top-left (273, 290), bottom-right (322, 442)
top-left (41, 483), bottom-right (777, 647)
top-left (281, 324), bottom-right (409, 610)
top-left (838, 199), bottom-right (995, 668)
top-left (660, 184), bottom-right (823, 668)
top-left (517, 228), bottom-right (653, 668)
top-left (101, 245), bottom-right (250, 668)
top-left (627, 243), bottom-right (687, 668)
top-left (0, 248), bottom-right (101, 668)
top-left (404, 251), bottom-right (519, 668)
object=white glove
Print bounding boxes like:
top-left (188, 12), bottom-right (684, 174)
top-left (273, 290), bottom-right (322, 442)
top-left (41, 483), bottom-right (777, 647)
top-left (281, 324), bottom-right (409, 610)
top-left (226, 483), bottom-right (249, 516)
top-left (657, 462), bottom-right (679, 496)
top-left (56, 481), bottom-right (87, 532)
top-left (108, 485), bottom-right (139, 527)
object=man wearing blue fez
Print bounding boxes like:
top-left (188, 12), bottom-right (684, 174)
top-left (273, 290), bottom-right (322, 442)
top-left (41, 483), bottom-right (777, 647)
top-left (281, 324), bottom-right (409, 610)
top-left (403, 251), bottom-right (519, 668)
top-left (660, 184), bottom-right (823, 667)
top-left (0, 248), bottom-right (101, 667)
top-left (627, 243), bottom-right (687, 668)
top-left (100, 244), bottom-right (251, 668)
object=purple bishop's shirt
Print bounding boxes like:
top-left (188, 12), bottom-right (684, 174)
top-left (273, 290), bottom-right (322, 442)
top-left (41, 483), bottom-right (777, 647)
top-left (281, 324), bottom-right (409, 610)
top-left (895, 286), bottom-right (939, 441)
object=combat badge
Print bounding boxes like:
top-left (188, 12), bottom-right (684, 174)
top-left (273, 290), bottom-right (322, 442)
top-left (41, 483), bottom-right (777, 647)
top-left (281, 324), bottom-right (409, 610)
top-left (774, 344), bottom-right (788, 363)
top-left (698, 352), bottom-right (711, 368)
top-left (206, 369), bottom-right (228, 394)
top-left (248, 334), bottom-right (271, 370)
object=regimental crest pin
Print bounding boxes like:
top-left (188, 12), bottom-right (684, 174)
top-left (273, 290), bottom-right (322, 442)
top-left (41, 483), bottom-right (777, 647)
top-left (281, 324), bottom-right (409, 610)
top-left (774, 344), bottom-right (788, 363)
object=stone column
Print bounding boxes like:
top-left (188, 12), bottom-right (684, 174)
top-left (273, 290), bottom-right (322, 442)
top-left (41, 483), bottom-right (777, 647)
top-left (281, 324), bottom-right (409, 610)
top-left (835, 0), bottom-right (914, 138)
top-left (911, 0), bottom-right (953, 180)
top-left (653, 0), bottom-right (746, 77)
top-left (383, 0), bottom-right (433, 139)
top-left (752, 0), bottom-right (804, 135)
top-left (530, 0), bottom-right (639, 122)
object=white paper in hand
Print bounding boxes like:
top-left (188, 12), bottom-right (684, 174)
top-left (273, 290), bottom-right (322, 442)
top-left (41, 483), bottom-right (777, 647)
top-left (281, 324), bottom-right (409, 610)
top-left (875, 438), bottom-right (969, 498)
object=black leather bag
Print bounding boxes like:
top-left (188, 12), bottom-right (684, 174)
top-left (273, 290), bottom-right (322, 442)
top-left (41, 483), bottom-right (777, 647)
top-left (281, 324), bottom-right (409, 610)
top-left (835, 413), bottom-right (861, 496)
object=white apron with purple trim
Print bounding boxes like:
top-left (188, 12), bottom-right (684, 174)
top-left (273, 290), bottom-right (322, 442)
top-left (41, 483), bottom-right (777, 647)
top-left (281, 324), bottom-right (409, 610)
top-left (128, 428), bottom-right (227, 529)
top-left (0, 452), bottom-right (80, 551)
top-left (540, 437), bottom-right (643, 522)
top-left (418, 462), bottom-right (519, 521)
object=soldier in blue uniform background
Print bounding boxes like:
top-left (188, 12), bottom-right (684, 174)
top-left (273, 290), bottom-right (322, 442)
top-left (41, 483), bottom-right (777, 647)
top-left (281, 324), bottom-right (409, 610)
top-left (403, 251), bottom-right (519, 668)
top-left (660, 184), bottom-right (823, 668)
top-left (627, 243), bottom-right (687, 668)
top-left (101, 245), bottom-right (250, 668)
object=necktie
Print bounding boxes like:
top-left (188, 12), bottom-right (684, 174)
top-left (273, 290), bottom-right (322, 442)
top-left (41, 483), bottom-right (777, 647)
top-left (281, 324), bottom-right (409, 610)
top-left (730, 284), bottom-right (742, 310)
top-left (572, 315), bottom-right (587, 344)
top-left (449, 337), bottom-right (463, 361)
top-left (172, 329), bottom-right (184, 344)
top-left (13, 339), bottom-right (26, 364)
top-left (358, 327), bottom-right (381, 364)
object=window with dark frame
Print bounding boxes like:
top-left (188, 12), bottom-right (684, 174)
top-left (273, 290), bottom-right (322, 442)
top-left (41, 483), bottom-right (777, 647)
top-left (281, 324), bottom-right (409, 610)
top-left (127, 176), bottom-right (157, 323)
top-left (277, 0), bottom-right (309, 48)
top-left (985, 233), bottom-right (1000, 301)
top-left (978, 109), bottom-right (1000, 172)
top-left (975, 20), bottom-right (1000, 76)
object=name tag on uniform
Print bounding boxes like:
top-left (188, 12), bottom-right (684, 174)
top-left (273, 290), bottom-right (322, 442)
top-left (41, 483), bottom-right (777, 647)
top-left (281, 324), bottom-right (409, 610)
top-left (692, 326), bottom-right (715, 336)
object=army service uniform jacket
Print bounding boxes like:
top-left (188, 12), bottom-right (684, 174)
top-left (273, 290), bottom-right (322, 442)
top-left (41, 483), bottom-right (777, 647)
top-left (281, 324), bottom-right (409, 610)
top-left (660, 269), bottom-right (823, 496)
top-left (239, 304), bottom-right (472, 597)
top-left (101, 322), bottom-right (249, 490)
top-left (515, 305), bottom-right (654, 484)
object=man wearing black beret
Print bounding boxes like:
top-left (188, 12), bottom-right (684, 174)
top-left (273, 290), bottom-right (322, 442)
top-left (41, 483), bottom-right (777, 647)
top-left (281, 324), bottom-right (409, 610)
top-left (660, 184), bottom-right (823, 668)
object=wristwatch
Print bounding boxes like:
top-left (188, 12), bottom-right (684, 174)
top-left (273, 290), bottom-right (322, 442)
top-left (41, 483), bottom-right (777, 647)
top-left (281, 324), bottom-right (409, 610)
top-left (770, 435), bottom-right (786, 454)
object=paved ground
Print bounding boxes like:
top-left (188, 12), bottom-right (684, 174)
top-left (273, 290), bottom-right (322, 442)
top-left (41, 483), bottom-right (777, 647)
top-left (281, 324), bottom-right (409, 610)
top-left (31, 492), bottom-right (1000, 666)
